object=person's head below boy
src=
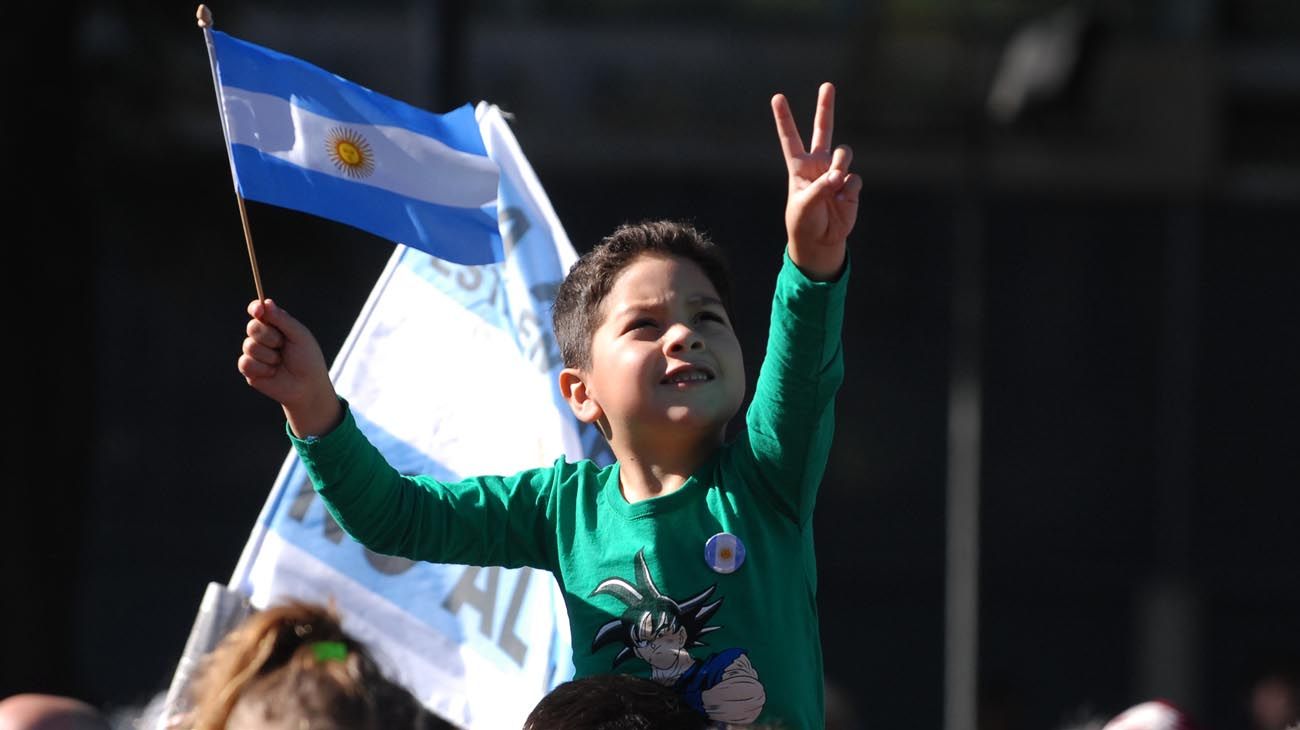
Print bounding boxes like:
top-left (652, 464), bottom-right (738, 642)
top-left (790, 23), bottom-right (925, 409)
top-left (552, 220), bottom-right (742, 499)
top-left (523, 672), bottom-right (710, 730)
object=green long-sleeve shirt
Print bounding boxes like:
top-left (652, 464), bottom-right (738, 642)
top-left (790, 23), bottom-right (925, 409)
top-left (293, 252), bottom-right (847, 728)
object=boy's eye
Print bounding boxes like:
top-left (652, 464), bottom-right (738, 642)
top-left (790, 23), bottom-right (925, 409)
top-left (626, 319), bottom-right (658, 333)
top-left (695, 311), bottom-right (729, 328)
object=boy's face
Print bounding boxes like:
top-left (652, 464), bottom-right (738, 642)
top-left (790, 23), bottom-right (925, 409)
top-left (577, 254), bottom-right (744, 444)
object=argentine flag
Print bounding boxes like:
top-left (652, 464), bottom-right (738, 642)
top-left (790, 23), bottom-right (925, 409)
top-left (204, 30), bottom-right (503, 265)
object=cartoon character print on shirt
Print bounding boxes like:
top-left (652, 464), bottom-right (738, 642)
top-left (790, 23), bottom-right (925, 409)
top-left (589, 549), bottom-right (766, 725)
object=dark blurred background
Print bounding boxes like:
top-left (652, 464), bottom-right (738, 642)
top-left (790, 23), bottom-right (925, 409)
top-left (4, 1), bottom-right (1298, 729)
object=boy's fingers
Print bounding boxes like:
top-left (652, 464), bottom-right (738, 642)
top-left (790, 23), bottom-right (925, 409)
top-left (238, 353), bottom-right (276, 380)
top-left (830, 144), bottom-right (853, 177)
top-left (771, 93), bottom-right (806, 164)
top-left (809, 82), bottom-right (836, 154)
top-left (836, 173), bottom-right (863, 204)
top-left (802, 163), bottom-right (862, 205)
top-left (242, 336), bottom-right (282, 366)
top-left (799, 167), bottom-right (841, 201)
top-left (246, 318), bottom-right (285, 349)
top-left (258, 299), bottom-right (312, 344)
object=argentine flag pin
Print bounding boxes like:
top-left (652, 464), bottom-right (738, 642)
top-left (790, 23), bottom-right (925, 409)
top-left (704, 532), bottom-right (746, 574)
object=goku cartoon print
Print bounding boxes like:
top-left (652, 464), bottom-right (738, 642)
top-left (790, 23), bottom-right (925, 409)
top-left (589, 549), bottom-right (766, 724)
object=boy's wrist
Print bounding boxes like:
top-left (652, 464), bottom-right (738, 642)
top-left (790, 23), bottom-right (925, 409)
top-left (285, 388), bottom-right (344, 441)
top-left (786, 243), bottom-right (847, 282)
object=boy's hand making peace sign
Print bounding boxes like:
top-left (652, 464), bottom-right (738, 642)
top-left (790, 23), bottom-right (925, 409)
top-left (771, 82), bottom-right (861, 280)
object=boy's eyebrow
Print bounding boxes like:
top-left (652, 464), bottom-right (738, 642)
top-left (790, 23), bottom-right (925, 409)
top-left (689, 295), bottom-right (725, 308)
top-left (612, 293), bottom-right (724, 315)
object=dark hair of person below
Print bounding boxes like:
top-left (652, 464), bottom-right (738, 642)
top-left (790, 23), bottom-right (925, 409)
top-left (551, 220), bottom-right (735, 371)
top-left (523, 673), bottom-right (710, 730)
top-left (180, 599), bottom-right (452, 730)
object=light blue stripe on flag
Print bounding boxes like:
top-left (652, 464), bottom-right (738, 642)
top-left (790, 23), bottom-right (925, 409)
top-left (208, 30), bottom-right (504, 265)
top-left (211, 32), bottom-right (487, 156)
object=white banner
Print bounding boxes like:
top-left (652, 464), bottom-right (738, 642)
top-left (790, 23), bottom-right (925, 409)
top-left (228, 103), bottom-right (608, 729)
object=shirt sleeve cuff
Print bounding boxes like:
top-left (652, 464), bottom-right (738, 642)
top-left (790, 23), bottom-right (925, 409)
top-left (783, 248), bottom-right (850, 286)
top-left (286, 397), bottom-right (355, 454)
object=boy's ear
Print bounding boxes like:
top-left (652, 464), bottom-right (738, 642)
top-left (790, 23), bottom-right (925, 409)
top-left (558, 368), bottom-right (602, 424)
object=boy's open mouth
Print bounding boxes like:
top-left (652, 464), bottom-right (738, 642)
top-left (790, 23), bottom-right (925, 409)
top-left (660, 365), bottom-right (716, 385)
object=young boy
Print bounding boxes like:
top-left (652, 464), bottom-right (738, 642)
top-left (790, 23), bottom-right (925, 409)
top-left (239, 82), bottom-right (860, 728)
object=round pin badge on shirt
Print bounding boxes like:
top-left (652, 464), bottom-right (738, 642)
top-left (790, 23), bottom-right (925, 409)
top-left (704, 532), bottom-right (746, 574)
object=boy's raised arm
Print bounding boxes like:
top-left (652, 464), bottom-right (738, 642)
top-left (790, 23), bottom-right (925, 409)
top-left (771, 82), bottom-right (861, 279)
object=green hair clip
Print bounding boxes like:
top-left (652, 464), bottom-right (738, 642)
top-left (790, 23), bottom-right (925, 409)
top-left (310, 641), bottom-right (348, 663)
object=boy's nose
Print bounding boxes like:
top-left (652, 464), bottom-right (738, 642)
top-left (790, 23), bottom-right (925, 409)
top-left (665, 324), bottom-right (704, 353)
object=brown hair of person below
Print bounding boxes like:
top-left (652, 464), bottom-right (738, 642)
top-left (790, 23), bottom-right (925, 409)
top-left (523, 672), bottom-right (710, 730)
top-left (551, 220), bottom-right (735, 371)
top-left (183, 599), bottom-right (446, 730)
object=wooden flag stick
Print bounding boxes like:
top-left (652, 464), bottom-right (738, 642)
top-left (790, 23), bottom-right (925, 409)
top-left (232, 193), bottom-right (266, 303)
top-left (198, 4), bottom-right (266, 303)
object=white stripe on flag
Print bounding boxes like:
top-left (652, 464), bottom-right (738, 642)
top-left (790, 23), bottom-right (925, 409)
top-left (712, 533), bottom-right (737, 573)
top-left (221, 87), bottom-right (499, 209)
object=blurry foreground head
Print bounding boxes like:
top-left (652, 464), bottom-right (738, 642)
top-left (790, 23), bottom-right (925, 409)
top-left (523, 673), bottom-right (709, 730)
top-left (0, 694), bottom-right (110, 730)
top-left (184, 600), bottom-right (448, 730)
top-left (1250, 668), bottom-right (1300, 730)
top-left (1103, 700), bottom-right (1199, 730)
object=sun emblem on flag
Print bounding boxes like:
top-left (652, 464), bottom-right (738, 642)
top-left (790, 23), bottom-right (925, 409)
top-left (325, 127), bottom-right (375, 178)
